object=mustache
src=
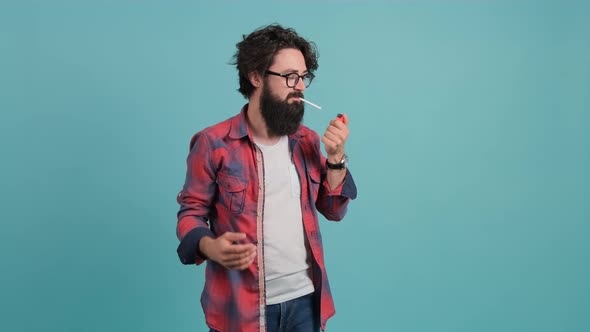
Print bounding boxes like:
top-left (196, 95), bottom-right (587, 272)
top-left (287, 92), bottom-right (304, 100)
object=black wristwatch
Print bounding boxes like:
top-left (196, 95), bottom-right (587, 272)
top-left (326, 154), bottom-right (348, 170)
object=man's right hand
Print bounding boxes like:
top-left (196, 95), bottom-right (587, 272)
top-left (199, 232), bottom-right (257, 270)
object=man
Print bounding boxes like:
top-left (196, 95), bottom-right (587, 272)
top-left (176, 24), bottom-right (357, 332)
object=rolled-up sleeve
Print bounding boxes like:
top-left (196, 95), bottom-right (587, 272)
top-left (176, 133), bottom-right (217, 265)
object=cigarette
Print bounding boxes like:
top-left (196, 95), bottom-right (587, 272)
top-left (299, 98), bottom-right (322, 110)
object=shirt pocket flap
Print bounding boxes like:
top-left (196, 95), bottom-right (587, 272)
top-left (216, 173), bottom-right (247, 192)
top-left (308, 168), bottom-right (321, 184)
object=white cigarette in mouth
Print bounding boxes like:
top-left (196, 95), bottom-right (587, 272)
top-left (299, 98), bottom-right (322, 110)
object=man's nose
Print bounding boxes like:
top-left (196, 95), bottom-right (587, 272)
top-left (294, 78), bottom-right (306, 91)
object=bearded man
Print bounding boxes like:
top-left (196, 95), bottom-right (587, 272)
top-left (176, 24), bottom-right (357, 332)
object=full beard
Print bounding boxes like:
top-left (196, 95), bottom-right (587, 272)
top-left (259, 84), bottom-right (305, 137)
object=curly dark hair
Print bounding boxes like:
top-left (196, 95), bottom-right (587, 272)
top-left (232, 24), bottom-right (319, 98)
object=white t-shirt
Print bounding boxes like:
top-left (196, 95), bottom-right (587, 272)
top-left (256, 135), bottom-right (314, 305)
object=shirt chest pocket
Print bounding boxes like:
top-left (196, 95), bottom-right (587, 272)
top-left (308, 168), bottom-right (322, 201)
top-left (216, 173), bottom-right (248, 214)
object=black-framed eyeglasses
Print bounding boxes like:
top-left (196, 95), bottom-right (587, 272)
top-left (265, 70), bottom-right (315, 88)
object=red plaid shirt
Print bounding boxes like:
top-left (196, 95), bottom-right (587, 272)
top-left (176, 105), bottom-right (357, 332)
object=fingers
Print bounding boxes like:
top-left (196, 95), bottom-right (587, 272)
top-left (326, 117), bottom-right (349, 140)
top-left (221, 231), bottom-right (247, 242)
top-left (326, 123), bottom-right (348, 136)
top-left (206, 231), bottom-right (257, 270)
top-left (323, 113), bottom-right (349, 157)
top-left (330, 113), bottom-right (349, 128)
top-left (219, 231), bottom-right (254, 256)
top-left (223, 249), bottom-right (257, 270)
top-left (322, 123), bottom-right (349, 152)
top-left (216, 233), bottom-right (256, 270)
top-left (323, 130), bottom-right (346, 146)
top-left (221, 241), bottom-right (254, 253)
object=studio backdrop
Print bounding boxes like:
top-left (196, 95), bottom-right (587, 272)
top-left (1, 1), bottom-right (589, 331)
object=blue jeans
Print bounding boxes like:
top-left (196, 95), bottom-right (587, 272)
top-left (210, 292), bottom-right (320, 332)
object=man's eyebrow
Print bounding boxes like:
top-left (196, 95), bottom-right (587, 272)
top-left (280, 68), bottom-right (309, 74)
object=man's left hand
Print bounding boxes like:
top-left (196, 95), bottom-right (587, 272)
top-left (322, 113), bottom-right (349, 163)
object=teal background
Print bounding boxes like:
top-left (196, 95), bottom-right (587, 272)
top-left (1, 0), bottom-right (589, 331)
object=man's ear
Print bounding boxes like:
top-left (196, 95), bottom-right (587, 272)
top-left (248, 71), bottom-right (262, 88)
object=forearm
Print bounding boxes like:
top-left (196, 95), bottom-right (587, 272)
top-left (198, 236), bottom-right (216, 260)
top-left (326, 168), bottom-right (346, 191)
